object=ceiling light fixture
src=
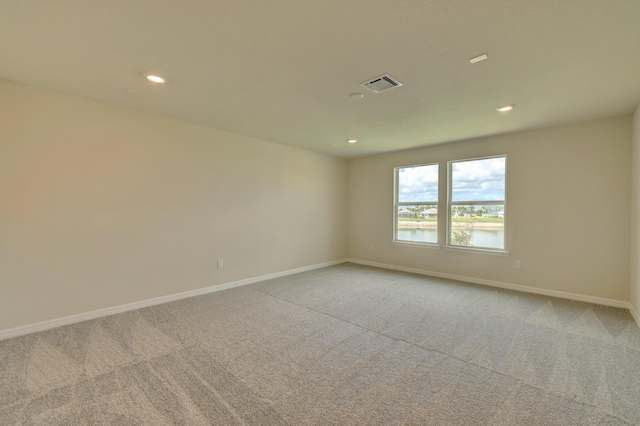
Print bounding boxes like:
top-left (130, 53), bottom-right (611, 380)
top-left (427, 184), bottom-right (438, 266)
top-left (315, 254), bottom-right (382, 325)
top-left (496, 104), bottom-right (515, 112)
top-left (470, 54), bottom-right (488, 64)
top-left (347, 139), bottom-right (358, 144)
top-left (349, 92), bottom-right (364, 100)
top-left (144, 72), bottom-right (167, 84)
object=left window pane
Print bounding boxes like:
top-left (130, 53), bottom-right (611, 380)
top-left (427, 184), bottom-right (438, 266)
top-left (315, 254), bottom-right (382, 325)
top-left (395, 164), bottom-right (438, 244)
top-left (398, 165), bottom-right (439, 202)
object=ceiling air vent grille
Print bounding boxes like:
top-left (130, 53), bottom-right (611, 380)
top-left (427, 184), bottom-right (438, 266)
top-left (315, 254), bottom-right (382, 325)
top-left (361, 74), bottom-right (403, 93)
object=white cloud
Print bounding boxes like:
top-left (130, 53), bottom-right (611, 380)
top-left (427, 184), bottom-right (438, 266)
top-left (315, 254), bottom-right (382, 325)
top-left (397, 158), bottom-right (505, 203)
top-left (398, 164), bottom-right (438, 202)
top-left (451, 157), bottom-right (505, 201)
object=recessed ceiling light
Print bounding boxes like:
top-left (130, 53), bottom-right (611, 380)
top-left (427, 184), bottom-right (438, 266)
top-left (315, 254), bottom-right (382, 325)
top-left (470, 54), bottom-right (488, 64)
top-left (496, 104), bottom-right (515, 112)
top-left (347, 139), bottom-right (358, 144)
top-left (349, 92), bottom-right (364, 100)
top-left (143, 72), bottom-right (167, 84)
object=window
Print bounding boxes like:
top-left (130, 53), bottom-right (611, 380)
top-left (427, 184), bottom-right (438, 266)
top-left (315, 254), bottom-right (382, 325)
top-left (448, 156), bottom-right (506, 250)
top-left (394, 164), bottom-right (438, 244)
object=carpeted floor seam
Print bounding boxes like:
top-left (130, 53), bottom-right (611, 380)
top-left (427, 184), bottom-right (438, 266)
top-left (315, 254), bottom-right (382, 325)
top-left (253, 285), bottom-right (637, 424)
top-left (378, 281), bottom-right (636, 351)
top-left (3, 264), bottom-right (640, 424)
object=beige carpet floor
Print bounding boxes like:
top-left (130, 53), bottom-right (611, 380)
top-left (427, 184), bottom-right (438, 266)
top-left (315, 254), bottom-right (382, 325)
top-left (1, 263), bottom-right (640, 425)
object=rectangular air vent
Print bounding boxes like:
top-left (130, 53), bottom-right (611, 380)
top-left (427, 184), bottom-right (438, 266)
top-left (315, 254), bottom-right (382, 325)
top-left (361, 74), bottom-right (403, 93)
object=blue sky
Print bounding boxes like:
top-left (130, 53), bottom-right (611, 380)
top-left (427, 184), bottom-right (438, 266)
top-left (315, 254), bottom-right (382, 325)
top-left (398, 157), bottom-right (505, 202)
top-left (398, 164), bottom-right (438, 202)
top-left (451, 157), bottom-right (505, 201)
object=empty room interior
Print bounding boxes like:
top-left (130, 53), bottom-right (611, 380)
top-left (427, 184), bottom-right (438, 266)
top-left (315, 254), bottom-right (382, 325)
top-left (2, 1), bottom-right (640, 424)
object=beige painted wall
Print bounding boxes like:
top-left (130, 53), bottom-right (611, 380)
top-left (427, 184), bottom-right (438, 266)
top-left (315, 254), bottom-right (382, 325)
top-left (631, 105), bottom-right (640, 315)
top-left (348, 116), bottom-right (632, 302)
top-left (0, 79), bottom-right (347, 331)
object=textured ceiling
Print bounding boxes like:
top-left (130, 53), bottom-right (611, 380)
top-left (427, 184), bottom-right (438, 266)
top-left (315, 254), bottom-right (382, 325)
top-left (1, 0), bottom-right (639, 158)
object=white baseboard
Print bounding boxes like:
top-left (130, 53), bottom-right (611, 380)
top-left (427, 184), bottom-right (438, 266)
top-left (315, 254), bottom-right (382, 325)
top-left (346, 258), bottom-right (631, 310)
top-left (0, 259), bottom-right (349, 341)
top-left (630, 304), bottom-right (640, 330)
top-left (3, 258), bottom-right (636, 341)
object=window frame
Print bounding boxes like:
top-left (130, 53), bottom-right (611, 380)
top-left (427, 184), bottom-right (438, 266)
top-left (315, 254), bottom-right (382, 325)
top-left (446, 155), bottom-right (507, 253)
top-left (393, 162), bottom-right (439, 246)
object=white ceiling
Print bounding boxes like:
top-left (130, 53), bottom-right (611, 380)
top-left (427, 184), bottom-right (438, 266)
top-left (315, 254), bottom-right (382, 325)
top-left (1, 0), bottom-right (639, 158)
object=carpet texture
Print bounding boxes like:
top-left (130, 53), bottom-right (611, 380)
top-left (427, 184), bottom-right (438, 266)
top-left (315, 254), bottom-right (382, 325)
top-left (1, 263), bottom-right (640, 425)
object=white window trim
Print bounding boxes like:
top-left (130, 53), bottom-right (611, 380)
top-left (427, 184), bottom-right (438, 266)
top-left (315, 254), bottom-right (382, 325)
top-left (393, 163), bottom-right (439, 246)
top-left (444, 246), bottom-right (510, 256)
top-left (446, 155), bottom-right (507, 253)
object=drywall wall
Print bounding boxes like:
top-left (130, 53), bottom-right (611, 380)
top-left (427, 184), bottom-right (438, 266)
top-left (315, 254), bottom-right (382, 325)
top-left (631, 104), bottom-right (640, 318)
top-left (348, 116), bottom-right (632, 302)
top-left (0, 79), bottom-right (347, 331)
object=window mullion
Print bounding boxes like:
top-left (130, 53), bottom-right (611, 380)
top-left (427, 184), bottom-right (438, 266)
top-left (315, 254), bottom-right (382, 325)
top-left (397, 202), bottom-right (438, 206)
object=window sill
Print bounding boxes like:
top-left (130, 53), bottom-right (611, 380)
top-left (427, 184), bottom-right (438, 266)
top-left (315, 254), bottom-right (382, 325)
top-left (392, 241), bottom-right (441, 249)
top-left (391, 241), bottom-right (510, 256)
top-left (444, 246), bottom-right (510, 256)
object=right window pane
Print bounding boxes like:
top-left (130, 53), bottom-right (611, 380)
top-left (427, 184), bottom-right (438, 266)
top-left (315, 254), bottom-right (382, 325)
top-left (450, 157), bottom-right (506, 250)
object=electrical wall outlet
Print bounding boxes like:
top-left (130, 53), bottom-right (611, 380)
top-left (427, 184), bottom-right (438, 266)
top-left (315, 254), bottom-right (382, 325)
top-left (515, 260), bottom-right (521, 269)
top-left (217, 259), bottom-right (224, 268)
top-left (369, 244), bottom-right (374, 251)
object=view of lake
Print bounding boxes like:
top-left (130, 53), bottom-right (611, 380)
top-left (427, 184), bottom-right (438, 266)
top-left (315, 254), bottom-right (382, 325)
top-left (397, 228), bottom-right (504, 249)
